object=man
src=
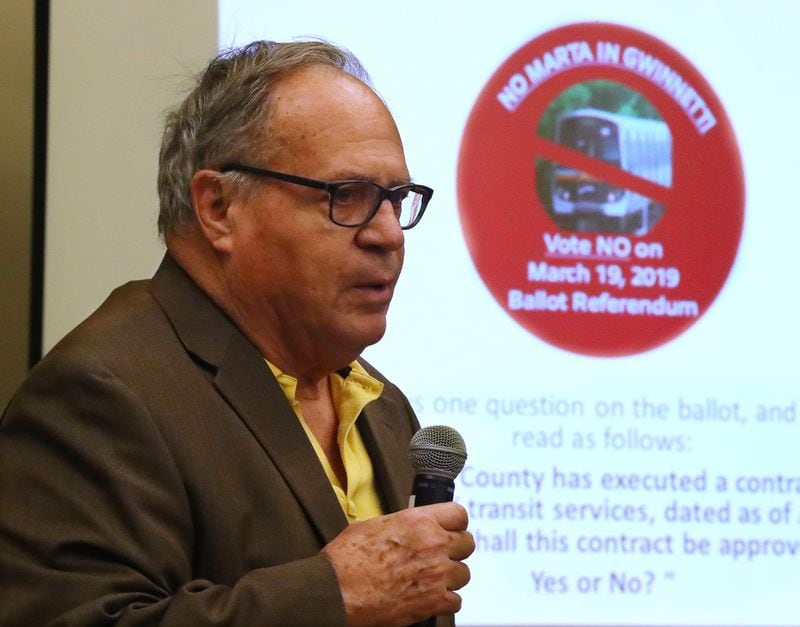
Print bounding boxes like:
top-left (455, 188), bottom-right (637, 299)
top-left (0, 40), bottom-right (473, 626)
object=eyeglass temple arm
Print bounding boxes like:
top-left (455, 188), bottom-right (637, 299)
top-left (219, 163), bottom-right (329, 191)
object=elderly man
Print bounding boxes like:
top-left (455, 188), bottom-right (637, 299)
top-left (0, 41), bottom-right (473, 626)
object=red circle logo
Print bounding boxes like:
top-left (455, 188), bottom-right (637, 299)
top-left (457, 23), bottom-right (744, 356)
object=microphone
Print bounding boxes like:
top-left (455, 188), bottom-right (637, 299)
top-left (408, 425), bottom-right (467, 508)
top-left (408, 426), bottom-right (468, 627)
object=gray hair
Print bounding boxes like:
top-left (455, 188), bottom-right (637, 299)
top-left (157, 40), bottom-right (371, 235)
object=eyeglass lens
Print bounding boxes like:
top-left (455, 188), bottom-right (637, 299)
top-left (331, 182), bottom-right (424, 228)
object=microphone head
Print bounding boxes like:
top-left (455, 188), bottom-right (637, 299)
top-left (408, 425), bottom-right (467, 479)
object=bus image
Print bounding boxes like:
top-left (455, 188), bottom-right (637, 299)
top-left (549, 108), bottom-right (672, 235)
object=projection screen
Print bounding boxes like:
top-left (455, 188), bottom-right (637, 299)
top-left (219, 2), bottom-right (800, 625)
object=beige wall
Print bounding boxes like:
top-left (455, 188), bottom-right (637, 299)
top-left (0, 1), bottom-right (217, 408)
top-left (0, 1), bottom-right (35, 408)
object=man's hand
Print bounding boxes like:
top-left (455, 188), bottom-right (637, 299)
top-left (321, 502), bottom-right (474, 627)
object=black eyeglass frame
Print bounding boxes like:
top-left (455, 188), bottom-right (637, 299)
top-left (219, 163), bottom-right (433, 230)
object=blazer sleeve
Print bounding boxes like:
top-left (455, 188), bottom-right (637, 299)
top-left (0, 351), bottom-right (346, 627)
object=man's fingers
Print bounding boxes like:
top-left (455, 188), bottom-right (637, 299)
top-left (446, 559), bottom-right (471, 591)
top-left (442, 590), bottom-right (463, 614)
top-left (447, 529), bottom-right (475, 560)
top-left (418, 501), bottom-right (469, 531)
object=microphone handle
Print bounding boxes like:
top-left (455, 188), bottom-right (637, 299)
top-left (409, 474), bottom-right (455, 627)
top-left (409, 473), bottom-right (455, 507)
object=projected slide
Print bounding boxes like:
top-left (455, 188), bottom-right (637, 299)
top-left (220, 2), bottom-right (799, 625)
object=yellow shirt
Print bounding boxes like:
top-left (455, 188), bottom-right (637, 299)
top-left (267, 361), bottom-right (384, 522)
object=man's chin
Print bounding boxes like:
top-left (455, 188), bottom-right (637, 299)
top-left (345, 317), bottom-right (388, 353)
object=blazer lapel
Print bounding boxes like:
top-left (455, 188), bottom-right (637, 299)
top-left (359, 396), bottom-right (411, 513)
top-left (213, 332), bottom-right (348, 542)
top-left (149, 255), bottom-right (348, 544)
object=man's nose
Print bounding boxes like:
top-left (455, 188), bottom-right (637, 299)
top-left (355, 198), bottom-right (405, 250)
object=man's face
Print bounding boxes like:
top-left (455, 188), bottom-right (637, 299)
top-left (222, 65), bottom-right (410, 372)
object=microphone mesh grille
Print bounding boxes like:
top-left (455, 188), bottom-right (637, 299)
top-left (408, 425), bottom-right (467, 479)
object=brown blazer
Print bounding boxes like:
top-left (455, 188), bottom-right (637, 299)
top-left (0, 255), bottom-right (441, 626)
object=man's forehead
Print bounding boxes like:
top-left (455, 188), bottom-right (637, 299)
top-left (269, 65), bottom-right (379, 118)
top-left (261, 64), bottom-right (407, 179)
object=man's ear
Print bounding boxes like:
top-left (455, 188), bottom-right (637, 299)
top-left (190, 169), bottom-right (236, 252)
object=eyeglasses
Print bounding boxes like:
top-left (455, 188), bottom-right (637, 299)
top-left (220, 163), bottom-right (433, 230)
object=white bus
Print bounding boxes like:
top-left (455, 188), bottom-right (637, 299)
top-left (550, 108), bottom-right (672, 235)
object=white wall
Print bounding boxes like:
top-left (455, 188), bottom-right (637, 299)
top-left (43, 0), bottom-right (217, 352)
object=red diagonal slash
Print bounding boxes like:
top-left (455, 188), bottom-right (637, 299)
top-left (535, 136), bottom-right (674, 207)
